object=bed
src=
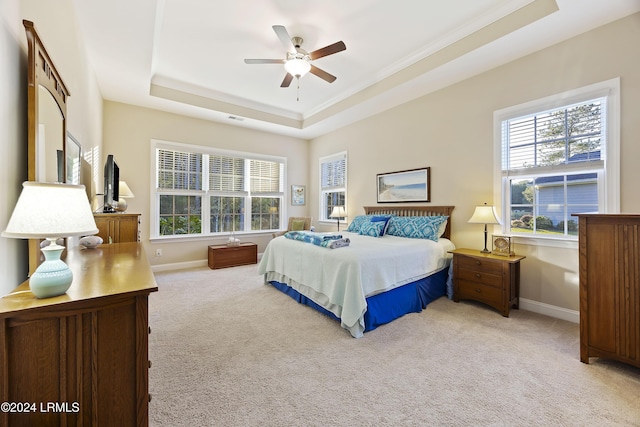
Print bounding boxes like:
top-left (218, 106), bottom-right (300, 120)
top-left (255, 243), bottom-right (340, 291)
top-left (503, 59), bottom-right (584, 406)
top-left (258, 206), bottom-right (455, 337)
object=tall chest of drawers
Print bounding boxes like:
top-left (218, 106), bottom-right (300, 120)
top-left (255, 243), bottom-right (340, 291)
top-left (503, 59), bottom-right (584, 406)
top-left (573, 213), bottom-right (640, 368)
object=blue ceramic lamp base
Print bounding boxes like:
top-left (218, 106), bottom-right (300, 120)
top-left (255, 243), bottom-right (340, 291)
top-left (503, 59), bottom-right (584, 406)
top-left (30, 242), bottom-right (73, 298)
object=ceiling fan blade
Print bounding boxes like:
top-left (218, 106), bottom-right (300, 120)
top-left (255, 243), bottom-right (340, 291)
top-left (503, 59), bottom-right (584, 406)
top-left (309, 65), bottom-right (337, 83)
top-left (280, 73), bottom-right (294, 88)
top-left (272, 25), bottom-right (296, 53)
top-left (244, 59), bottom-right (284, 64)
top-left (309, 41), bottom-right (346, 60)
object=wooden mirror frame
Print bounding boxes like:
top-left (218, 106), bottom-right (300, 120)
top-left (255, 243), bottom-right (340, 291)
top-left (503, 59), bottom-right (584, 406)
top-left (24, 20), bottom-right (71, 272)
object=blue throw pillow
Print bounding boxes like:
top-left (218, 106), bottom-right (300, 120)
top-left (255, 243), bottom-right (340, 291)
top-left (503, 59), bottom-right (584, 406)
top-left (359, 220), bottom-right (386, 237)
top-left (386, 216), bottom-right (448, 241)
top-left (370, 215), bottom-right (392, 235)
top-left (346, 214), bottom-right (392, 233)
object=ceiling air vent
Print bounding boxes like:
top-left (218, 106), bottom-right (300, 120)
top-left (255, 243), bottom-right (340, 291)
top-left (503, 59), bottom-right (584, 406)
top-left (228, 115), bottom-right (244, 121)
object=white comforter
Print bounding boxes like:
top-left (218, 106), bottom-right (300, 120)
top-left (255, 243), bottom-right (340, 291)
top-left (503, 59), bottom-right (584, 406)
top-left (257, 231), bottom-right (455, 337)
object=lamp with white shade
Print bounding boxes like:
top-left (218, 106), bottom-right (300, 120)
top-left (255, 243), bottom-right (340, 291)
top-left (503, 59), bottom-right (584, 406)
top-left (329, 206), bottom-right (346, 232)
top-left (468, 203), bottom-right (501, 253)
top-left (1, 182), bottom-right (99, 298)
top-left (115, 181), bottom-right (135, 213)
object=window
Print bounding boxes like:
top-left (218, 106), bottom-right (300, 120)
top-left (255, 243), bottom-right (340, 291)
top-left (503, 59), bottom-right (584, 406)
top-left (494, 79), bottom-right (619, 242)
top-left (319, 152), bottom-right (347, 222)
top-left (152, 141), bottom-right (285, 238)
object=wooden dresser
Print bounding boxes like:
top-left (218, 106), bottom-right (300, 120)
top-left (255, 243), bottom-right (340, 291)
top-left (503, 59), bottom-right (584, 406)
top-left (450, 248), bottom-right (525, 317)
top-left (93, 213), bottom-right (140, 243)
top-left (0, 243), bottom-right (158, 426)
top-left (574, 213), bottom-right (639, 368)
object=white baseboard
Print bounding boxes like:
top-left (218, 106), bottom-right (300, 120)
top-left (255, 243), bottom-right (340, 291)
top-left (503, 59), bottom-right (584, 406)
top-left (519, 298), bottom-right (579, 323)
top-left (151, 253), bottom-right (264, 273)
top-left (151, 259), bottom-right (208, 272)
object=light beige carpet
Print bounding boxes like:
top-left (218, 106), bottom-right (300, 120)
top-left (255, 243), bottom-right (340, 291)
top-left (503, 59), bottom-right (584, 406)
top-left (149, 264), bottom-right (640, 427)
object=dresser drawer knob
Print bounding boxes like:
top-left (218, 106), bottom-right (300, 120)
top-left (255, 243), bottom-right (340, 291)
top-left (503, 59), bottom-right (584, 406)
top-left (476, 273), bottom-right (481, 278)
top-left (475, 288), bottom-right (482, 293)
top-left (149, 360), bottom-right (153, 369)
top-left (148, 326), bottom-right (152, 334)
top-left (475, 260), bottom-right (481, 265)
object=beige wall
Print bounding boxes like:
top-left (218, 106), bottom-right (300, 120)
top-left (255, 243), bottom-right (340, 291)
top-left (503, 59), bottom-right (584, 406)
top-left (2, 1), bottom-right (637, 317)
top-left (103, 101), bottom-right (309, 268)
top-left (309, 13), bottom-right (640, 315)
top-left (0, 0), bottom-right (103, 295)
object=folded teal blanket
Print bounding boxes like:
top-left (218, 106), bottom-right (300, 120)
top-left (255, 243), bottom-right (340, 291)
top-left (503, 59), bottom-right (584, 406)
top-left (284, 231), bottom-right (351, 249)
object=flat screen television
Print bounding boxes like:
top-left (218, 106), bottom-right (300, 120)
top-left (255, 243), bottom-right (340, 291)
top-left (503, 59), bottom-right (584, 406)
top-left (103, 154), bottom-right (120, 213)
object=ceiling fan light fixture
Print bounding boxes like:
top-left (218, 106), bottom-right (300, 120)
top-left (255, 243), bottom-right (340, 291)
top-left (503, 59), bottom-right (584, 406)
top-left (284, 57), bottom-right (311, 78)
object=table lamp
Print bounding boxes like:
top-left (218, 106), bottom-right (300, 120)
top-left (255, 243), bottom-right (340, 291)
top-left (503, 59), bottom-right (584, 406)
top-left (468, 203), bottom-right (501, 253)
top-left (330, 206), bottom-right (346, 232)
top-left (115, 181), bottom-right (135, 212)
top-left (2, 182), bottom-right (99, 298)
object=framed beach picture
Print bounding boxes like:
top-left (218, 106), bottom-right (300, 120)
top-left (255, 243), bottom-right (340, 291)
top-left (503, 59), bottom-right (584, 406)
top-left (291, 184), bottom-right (306, 205)
top-left (376, 167), bottom-right (430, 203)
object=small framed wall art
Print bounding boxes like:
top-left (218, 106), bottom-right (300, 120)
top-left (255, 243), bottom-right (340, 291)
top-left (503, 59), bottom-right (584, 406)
top-left (291, 184), bottom-right (306, 206)
top-left (377, 167), bottom-right (430, 203)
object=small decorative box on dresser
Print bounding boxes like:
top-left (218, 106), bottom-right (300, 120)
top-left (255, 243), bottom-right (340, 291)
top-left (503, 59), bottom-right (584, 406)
top-left (573, 213), bottom-right (640, 368)
top-left (450, 248), bottom-right (525, 317)
top-left (208, 242), bottom-right (258, 269)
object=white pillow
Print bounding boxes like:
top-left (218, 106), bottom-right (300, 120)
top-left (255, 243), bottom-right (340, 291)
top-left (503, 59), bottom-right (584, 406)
top-left (80, 235), bottom-right (103, 248)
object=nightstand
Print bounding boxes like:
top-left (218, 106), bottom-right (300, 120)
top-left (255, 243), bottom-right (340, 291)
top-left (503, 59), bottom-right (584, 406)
top-left (449, 248), bottom-right (525, 317)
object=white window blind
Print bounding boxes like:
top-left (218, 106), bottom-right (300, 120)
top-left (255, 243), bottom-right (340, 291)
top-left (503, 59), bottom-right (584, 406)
top-left (250, 159), bottom-right (282, 193)
top-left (209, 155), bottom-right (244, 192)
top-left (503, 99), bottom-right (604, 174)
top-left (157, 149), bottom-right (203, 190)
top-left (321, 153), bottom-right (346, 191)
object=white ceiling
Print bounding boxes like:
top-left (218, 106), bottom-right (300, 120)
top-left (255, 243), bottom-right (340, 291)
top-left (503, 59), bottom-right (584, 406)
top-left (70, 0), bottom-right (640, 139)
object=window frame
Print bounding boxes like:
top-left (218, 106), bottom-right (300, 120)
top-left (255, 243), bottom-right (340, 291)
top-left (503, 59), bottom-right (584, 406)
top-left (493, 78), bottom-right (620, 248)
top-left (150, 139), bottom-right (286, 241)
top-left (319, 151), bottom-right (348, 225)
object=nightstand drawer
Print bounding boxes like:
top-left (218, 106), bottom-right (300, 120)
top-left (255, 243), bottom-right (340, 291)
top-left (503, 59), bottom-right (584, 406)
top-left (456, 268), bottom-right (502, 288)
top-left (455, 255), bottom-right (503, 275)
top-left (456, 280), bottom-right (503, 307)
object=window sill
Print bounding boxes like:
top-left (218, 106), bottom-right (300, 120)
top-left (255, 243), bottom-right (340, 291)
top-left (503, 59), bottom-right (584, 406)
top-left (511, 234), bottom-right (578, 250)
top-left (150, 231), bottom-right (275, 244)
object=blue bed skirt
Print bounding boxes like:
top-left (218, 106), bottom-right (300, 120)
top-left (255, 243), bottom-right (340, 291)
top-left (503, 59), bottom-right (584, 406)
top-left (268, 266), bottom-right (449, 333)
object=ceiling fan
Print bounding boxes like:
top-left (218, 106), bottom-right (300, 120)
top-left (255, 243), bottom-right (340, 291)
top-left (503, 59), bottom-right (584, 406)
top-left (244, 25), bottom-right (346, 89)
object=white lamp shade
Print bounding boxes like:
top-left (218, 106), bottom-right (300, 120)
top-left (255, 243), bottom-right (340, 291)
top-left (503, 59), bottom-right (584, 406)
top-left (119, 181), bottom-right (135, 198)
top-left (330, 206), bottom-right (347, 218)
top-left (468, 205), bottom-right (501, 225)
top-left (2, 182), bottom-right (98, 239)
top-left (284, 58), bottom-right (311, 77)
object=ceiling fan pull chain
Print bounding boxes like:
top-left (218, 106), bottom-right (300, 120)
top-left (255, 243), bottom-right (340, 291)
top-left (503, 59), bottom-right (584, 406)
top-left (296, 77), bottom-right (301, 102)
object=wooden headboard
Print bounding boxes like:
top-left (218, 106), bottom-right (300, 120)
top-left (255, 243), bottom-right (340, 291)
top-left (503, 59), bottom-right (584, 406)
top-left (363, 206), bottom-right (455, 240)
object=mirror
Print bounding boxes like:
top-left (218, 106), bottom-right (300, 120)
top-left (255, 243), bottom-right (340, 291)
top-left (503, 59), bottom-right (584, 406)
top-left (38, 85), bottom-right (64, 182)
top-left (24, 20), bottom-right (71, 272)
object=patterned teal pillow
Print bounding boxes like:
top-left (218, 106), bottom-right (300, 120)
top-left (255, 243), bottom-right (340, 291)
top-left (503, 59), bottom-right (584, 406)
top-left (346, 215), bottom-right (369, 233)
top-left (359, 220), bottom-right (386, 237)
top-left (387, 216), bottom-right (448, 241)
